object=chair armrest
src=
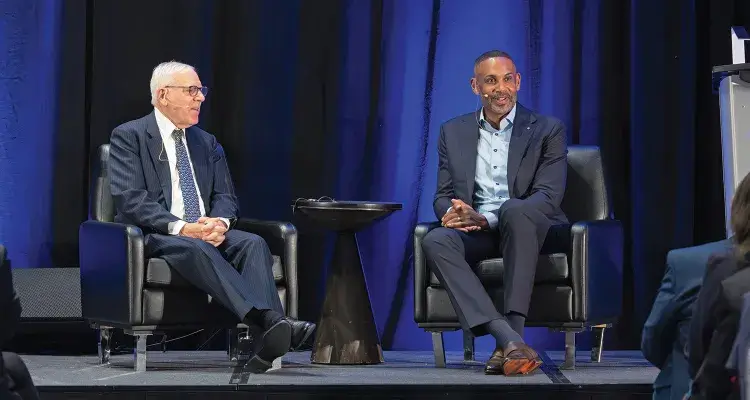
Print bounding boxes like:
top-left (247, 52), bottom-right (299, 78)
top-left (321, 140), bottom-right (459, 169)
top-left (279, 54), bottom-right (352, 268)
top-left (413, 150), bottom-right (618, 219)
top-left (413, 221), bottom-right (442, 322)
top-left (79, 220), bottom-right (145, 327)
top-left (234, 218), bottom-right (298, 319)
top-left (569, 219), bottom-right (623, 323)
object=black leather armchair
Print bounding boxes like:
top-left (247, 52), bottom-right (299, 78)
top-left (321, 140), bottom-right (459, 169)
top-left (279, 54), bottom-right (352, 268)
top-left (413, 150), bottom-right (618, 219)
top-left (79, 144), bottom-right (298, 371)
top-left (413, 145), bottom-right (623, 369)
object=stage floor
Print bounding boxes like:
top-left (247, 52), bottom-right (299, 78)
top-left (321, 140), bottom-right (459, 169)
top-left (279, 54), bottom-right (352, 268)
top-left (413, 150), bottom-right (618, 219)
top-left (25, 350), bottom-right (657, 399)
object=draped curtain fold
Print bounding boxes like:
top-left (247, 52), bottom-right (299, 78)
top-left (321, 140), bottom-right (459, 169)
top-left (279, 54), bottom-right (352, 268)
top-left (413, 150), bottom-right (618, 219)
top-left (0, 0), bottom-right (744, 351)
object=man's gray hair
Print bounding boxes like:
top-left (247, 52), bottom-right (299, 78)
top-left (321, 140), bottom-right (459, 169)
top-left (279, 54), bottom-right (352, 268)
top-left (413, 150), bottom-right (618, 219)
top-left (150, 61), bottom-right (196, 105)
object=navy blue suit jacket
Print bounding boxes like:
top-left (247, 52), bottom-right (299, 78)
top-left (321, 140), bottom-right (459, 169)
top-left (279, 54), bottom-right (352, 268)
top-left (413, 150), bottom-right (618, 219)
top-left (641, 239), bottom-right (733, 400)
top-left (433, 104), bottom-right (568, 224)
top-left (108, 112), bottom-right (238, 234)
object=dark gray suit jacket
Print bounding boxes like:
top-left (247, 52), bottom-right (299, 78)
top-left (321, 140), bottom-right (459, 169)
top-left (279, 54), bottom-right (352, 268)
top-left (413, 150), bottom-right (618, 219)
top-left (108, 112), bottom-right (239, 234)
top-left (432, 104), bottom-right (568, 224)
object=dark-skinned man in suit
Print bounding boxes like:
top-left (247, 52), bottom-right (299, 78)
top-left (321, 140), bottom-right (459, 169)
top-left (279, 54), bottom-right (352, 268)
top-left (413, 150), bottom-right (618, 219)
top-left (421, 50), bottom-right (569, 375)
top-left (108, 61), bottom-right (315, 373)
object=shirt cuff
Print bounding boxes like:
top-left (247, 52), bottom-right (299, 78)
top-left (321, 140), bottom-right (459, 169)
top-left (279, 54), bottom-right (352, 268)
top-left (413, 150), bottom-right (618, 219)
top-left (217, 218), bottom-right (230, 230)
top-left (445, 206), bottom-right (452, 215)
top-left (481, 211), bottom-right (498, 230)
top-left (170, 220), bottom-right (187, 236)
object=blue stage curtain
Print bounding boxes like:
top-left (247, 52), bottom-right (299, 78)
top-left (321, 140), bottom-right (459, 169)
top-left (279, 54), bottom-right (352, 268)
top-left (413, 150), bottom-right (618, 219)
top-left (0, 0), bottom-right (743, 354)
top-left (0, 0), bottom-right (63, 269)
top-left (331, 0), bottom-right (611, 352)
top-left (329, 0), bottom-right (715, 352)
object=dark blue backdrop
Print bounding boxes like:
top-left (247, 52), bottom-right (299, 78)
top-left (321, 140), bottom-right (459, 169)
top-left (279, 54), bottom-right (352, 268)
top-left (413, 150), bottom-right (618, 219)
top-left (0, 0), bottom-right (745, 353)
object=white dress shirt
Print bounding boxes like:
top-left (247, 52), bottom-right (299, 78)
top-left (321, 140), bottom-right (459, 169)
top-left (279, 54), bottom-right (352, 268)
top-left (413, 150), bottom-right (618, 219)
top-left (153, 108), bottom-right (229, 235)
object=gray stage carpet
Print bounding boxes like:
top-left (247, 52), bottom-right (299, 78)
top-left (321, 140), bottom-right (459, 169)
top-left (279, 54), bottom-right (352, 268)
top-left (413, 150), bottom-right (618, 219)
top-left (22, 350), bottom-right (657, 388)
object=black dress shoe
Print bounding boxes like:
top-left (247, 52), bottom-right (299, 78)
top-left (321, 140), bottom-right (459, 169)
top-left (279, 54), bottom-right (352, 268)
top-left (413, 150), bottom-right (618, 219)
top-left (285, 318), bottom-right (316, 351)
top-left (245, 319), bottom-right (291, 373)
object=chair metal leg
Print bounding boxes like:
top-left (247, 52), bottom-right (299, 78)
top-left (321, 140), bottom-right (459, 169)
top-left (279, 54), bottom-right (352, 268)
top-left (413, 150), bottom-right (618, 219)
top-left (431, 332), bottom-right (446, 368)
top-left (590, 324), bottom-right (607, 362)
top-left (97, 327), bottom-right (112, 364)
top-left (463, 331), bottom-right (475, 361)
top-left (134, 334), bottom-right (149, 372)
top-left (228, 328), bottom-right (238, 361)
top-left (560, 331), bottom-right (576, 370)
top-left (228, 325), bottom-right (252, 366)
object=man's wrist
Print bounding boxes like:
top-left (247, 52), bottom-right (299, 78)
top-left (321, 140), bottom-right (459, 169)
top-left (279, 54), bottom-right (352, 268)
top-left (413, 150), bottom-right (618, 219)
top-left (216, 217), bottom-right (230, 230)
top-left (171, 220), bottom-right (187, 236)
top-left (480, 212), bottom-right (498, 230)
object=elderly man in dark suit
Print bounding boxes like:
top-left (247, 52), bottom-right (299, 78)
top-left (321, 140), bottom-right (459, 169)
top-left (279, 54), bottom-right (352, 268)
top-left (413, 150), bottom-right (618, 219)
top-left (1, 245), bottom-right (39, 399)
top-left (108, 61), bottom-right (315, 373)
top-left (420, 50), bottom-right (568, 375)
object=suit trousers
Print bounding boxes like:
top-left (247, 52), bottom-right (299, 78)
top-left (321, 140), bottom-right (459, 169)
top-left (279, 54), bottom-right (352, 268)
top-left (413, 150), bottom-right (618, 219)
top-left (144, 229), bottom-right (284, 322)
top-left (1, 352), bottom-right (39, 400)
top-left (421, 199), bottom-right (555, 335)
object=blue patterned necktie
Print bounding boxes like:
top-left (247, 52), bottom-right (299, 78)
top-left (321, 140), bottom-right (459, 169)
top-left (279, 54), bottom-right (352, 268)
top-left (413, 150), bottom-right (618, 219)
top-left (172, 129), bottom-right (201, 223)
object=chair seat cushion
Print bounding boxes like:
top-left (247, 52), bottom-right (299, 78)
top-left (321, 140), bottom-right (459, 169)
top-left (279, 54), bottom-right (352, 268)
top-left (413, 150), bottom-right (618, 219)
top-left (145, 255), bottom-right (284, 288)
top-left (425, 285), bottom-right (574, 322)
top-left (429, 253), bottom-right (569, 286)
top-left (141, 286), bottom-right (289, 325)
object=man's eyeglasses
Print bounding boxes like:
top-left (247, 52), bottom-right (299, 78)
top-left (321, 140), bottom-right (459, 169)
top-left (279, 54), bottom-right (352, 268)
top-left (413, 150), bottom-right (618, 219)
top-left (165, 85), bottom-right (209, 97)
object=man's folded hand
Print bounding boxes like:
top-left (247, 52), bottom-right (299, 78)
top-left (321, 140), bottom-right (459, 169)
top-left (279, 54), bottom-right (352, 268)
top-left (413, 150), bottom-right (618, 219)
top-left (199, 217), bottom-right (227, 246)
top-left (441, 199), bottom-right (487, 232)
top-left (179, 218), bottom-right (228, 246)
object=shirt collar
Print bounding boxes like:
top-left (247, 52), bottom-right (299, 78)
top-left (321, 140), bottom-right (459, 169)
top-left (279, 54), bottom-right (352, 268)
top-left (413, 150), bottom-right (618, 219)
top-left (154, 107), bottom-right (179, 140)
top-left (479, 103), bottom-right (516, 131)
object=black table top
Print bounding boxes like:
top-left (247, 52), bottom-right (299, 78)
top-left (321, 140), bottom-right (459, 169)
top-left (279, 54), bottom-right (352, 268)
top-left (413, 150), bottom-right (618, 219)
top-left (294, 200), bottom-right (402, 211)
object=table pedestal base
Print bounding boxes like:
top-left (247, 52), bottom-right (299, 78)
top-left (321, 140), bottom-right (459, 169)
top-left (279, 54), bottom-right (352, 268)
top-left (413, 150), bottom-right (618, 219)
top-left (310, 232), bottom-right (383, 365)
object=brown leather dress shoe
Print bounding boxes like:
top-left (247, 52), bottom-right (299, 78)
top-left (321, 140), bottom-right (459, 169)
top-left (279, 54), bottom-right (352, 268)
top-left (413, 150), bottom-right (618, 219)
top-left (484, 341), bottom-right (543, 375)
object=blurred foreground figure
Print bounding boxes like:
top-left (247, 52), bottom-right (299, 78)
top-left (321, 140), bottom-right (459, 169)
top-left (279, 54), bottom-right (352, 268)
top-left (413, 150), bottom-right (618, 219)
top-left (687, 171), bottom-right (750, 399)
top-left (0, 244), bottom-right (40, 400)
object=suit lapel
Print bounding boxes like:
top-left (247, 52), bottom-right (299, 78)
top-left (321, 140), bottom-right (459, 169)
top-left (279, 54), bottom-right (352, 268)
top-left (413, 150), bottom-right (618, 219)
top-left (460, 111), bottom-right (480, 202)
top-left (185, 127), bottom-right (209, 207)
top-left (145, 113), bottom-right (172, 209)
top-left (506, 105), bottom-right (535, 195)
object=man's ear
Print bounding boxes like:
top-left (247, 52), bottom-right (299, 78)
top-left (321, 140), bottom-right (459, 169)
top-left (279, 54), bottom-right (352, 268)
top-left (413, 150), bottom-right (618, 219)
top-left (470, 77), bottom-right (479, 95)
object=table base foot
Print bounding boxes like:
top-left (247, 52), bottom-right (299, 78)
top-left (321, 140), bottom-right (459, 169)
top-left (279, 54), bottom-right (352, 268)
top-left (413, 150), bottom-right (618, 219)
top-left (310, 232), bottom-right (384, 365)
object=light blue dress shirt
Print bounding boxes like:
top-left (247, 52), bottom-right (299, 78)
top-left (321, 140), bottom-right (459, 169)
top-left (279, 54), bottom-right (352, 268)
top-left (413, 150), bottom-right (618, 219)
top-left (474, 105), bottom-right (515, 229)
top-left (445, 105), bottom-right (515, 230)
